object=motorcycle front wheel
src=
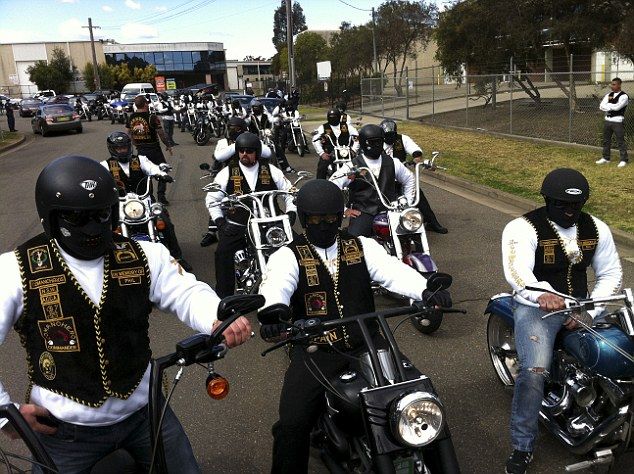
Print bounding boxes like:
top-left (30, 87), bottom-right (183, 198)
top-left (487, 313), bottom-right (518, 387)
top-left (195, 129), bottom-right (210, 146)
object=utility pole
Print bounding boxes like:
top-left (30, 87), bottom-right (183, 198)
top-left (371, 7), bottom-right (378, 73)
top-left (83, 18), bottom-right (101, 91)
top-left (285, 0), bottom-right (295, 89)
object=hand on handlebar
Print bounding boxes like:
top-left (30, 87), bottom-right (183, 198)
top-left (421, 288), bottom-right (452, 309)
top-left (2, 404), bottom-right (58, 439)
top-left (537, 293), bottom-right (566, 312)
top-left (345, 209), bottom-right (361, 219)
top-left (320, 152), bottom-right (331, 161)
top-left (260, 323), bottom-right (292, 343)
top-left (213, 316), bottom-right (252, 348)
top-left (156, 174), bottom-right (174, 183)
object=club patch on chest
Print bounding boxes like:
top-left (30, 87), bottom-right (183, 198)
top-left (341, 239), bottom-right (363, 265)
top-left (305, 291), bottom-right (327, 316)
top-left (539, 239), bottom-right (558, 264)
top-left (110, 267), bottom-right (145, 286)
top-left (39, 351), bottom-right (57, 380)
top-left (27, 245), bottom-right (53, 273)
top-left (113, 242), bottom-right (139, 264)
top-left (38, 317), bottom-right (80, 352)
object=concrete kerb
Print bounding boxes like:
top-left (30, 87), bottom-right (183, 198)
top-left (0, 134), bottom-right (26, 154)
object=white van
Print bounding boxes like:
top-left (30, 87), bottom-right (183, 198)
top-left (120, 82), bottom-right (155, 103)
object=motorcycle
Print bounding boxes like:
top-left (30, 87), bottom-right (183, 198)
top-left (333, 158), bottom-right (443, 334)
top-left (204, 171), bottom-right (311, 294)
top-left (193, 103), bottom-right (215, 146)
top-left (109, 98), bottom-right (129, 124)
top-left (317, 131), bottom-right (354, 179)
top-left (0, 294), bottom-right (265, 474)
top-left (286, 114), bottom-right (309, 156)
top-left (76, 100), bottom-right (92, 122)
top-left (95, 98), bottom-right (110, 121)
top-left (486, 287), bottom-right (634, 471)
top-left (258, 273), bottom-right (463, 473)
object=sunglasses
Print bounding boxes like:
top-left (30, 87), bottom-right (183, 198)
top-left (58, 208), bottom-right (112, 226)
top-left (551, 200), bottom-right (583, 210)
top-left (238, 148), bottom-right (257, 154)
top-left (306, 214), bottom-right (339, 225)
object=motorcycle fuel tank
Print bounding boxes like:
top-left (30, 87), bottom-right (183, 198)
top-left (563, 326), bottom-right (634, 378)
top-left (372, 212), bottom-right (390, 241)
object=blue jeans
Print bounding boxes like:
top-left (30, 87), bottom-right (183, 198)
top-left (33, 404), bottom-right (200, 474)
top-left (510, 301), bottom-right (567, 452)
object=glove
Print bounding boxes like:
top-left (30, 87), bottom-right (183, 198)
top-left (422, 289), bottom-right (452, 309)
top-left (287, 211), bottom-right (297, 226)
top-left (214, 218), bottom-right (227, 231)
top-left (157, 174), bottom-right (174, 183)
top-left (260, 323), bottom-right (290, 343)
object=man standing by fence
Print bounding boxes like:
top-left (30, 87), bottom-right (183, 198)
top-left (597, 78), bottom-right (628, 168)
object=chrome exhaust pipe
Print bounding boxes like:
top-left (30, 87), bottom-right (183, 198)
top-left (566, 377), bottom-right (597, 408)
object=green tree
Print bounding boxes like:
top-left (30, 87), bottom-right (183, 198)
top-left (294, 32), bottom-right (329, 84)
top-left (272, 0), bottom-right (307, 52)
top-left (329, 23), bottom-right (374, 77)
top-left (610, 4), bottom-right (634, 64)
top-left (271, 47), bottom-right (289, 76)
top-left (27, 47), bottom-right (74, 93)
top-left (82, 62), bottom-right (116, 90)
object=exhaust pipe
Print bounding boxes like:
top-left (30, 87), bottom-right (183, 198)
top-left (566, 377), bottom-right (597, 408)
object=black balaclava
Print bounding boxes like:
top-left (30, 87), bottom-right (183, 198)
top-left (305, 217), bottom-right (341, 248)
top-left (54, 209), bottom-right (114, 260)
top-left (545, 199), bottom-right (584, 229)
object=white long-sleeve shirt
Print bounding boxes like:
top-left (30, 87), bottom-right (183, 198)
top-left (599, 91), bottom-right (628, 123)
top-left (100, 155), bottom-right (165, 178)
top-left (312, 123), bottom-right (360, 156)
top-left (205, 162), bottom-right (296, 222)
top-left (329, 154), bottom-right (416, 206)
top-left (259, 236), bottom-right (426, 308)
top-left (213, 138), bottom-right (272, 163)
top-left (383, 133), bottom-right (422, 159)
top-left (0, 241), bottom-right (220, 427)
top-left (501, 214), bottom-right (622, 312)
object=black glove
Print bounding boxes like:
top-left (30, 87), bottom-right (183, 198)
top-left (214, 218), bottom-right (227, 231)
top-left (157, 174), bottom-right (174, 183)
top-left (287, 211), bottom-right (297, 226)
top-left (260, 323), bottom-right (290, 343)
top-left (422, 289), bottom-right (452, 308)
top-left (216, 219), bottom-right (242, 237)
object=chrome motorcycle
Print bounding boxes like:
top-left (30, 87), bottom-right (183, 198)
top-left (286, 114), bottom-right (309, 156)
top-left (486, 287), bottom-right (634, 471)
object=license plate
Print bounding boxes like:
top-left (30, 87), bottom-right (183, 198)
top-left (394, 457), bottom-right (415, 474)
top-left (57, 116), bottom-right (70, 122)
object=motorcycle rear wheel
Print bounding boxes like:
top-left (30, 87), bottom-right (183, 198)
top-left (487, 313), bottom-right (518, 387)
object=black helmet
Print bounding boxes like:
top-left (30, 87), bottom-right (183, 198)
top-left (235, 132), bottom-right (262, 159)
top-left (540, 168), bottom-right (589, 203)
top-left (336, 102), bottom-right (347, 113)
top-left (107, 131), bottom-right (132, 163)
top-left (231, 99), bottom-right (240, 109)
top-left (380, 119), bottom-right (398, 145)
top-left (250, 99), bottom-right (263, 115)
top-left (227, 116), bottom-right (248, 141)
top-left (359, 124), bottom-right (385, 159)
top-left (296, 179), bottom-right (345, 227)
top-left (35, 155), bottom-right (119, 259)
top-left (327, 109), bottom-right (341, 127)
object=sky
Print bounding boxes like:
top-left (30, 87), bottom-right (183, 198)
top-left (0, 0), bottom-right (449, 61)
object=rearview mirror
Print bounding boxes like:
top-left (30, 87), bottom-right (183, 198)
top-left (426, 272), bottom-right (452, 292)
top-left (258, 303), bottom-right (291, 325)
top-left (199, 163), bottom-right (210, 170)
top-left (217, 294), bottom-right (265, 321)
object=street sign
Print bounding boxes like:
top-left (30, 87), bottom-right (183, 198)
top-left (155, 76), bottom-right (166, 92)
top-left (317, 61), bottom-right (331, 80)
top-left (166, 78), bottom-right (176, 90)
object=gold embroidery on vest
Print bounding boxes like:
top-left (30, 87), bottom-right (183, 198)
top-left (305, 291), bottom-right (327, 316)
top-left (112, 241), bottom-right (139, 264)
top-left (29, 275), bottom-right (67, 320)
top-left (130, 156), bottom-right (141, 171)
top-left (110, 267), bottom-right (145, 286)
top-left (231, 167), bottom-right (243, 195)
top-left (259, 164), bottom-right (271, 185)
top-left (38, 317), bottom-right (80, 352)
top-left (341, 239), bottom-right (363, 265)
top-left (27, 245), bottom-right (53, 273)
top-left (297, 245), bottom-right (320, 286)
top-left (312, 329), bottom-right (342, 345)
top-left (579, 239), bottom-right (598, 251)
top-left (39, 352), bottom-right (56, 380)
top-left (539, 239), bottom-right (558, 264)
top-left (109, 161), bottom-right (126, 191)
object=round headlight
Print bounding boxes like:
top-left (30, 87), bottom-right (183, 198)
top-left (123, 200), bottom-right (145, 220)
top-left (391, 392), bottom-right (444, 447)
top-left (339, 148), bottom-right (349, 158)
top-left (264, 129), bottom-right (272, 136)
top-left (150, 203), bottom-right (163, 216)
top-left (400, 209), bottom-right (423, 232)
top-left (116, 105), bottom-right (123, 110)
top-left (265, 226), bottom-right (286, 247)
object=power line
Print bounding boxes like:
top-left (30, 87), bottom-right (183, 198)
top-left (336, 0), bottom-right (373, 12)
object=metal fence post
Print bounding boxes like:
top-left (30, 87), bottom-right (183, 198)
top-left (431, 66), bottom-right (435, 122)
top-left (568, 54), bottom-right (573, 143)
top-left (405, 67), bottom-right (410, 120)
top-left (465, 72), bottom-right (469, 127)
top-left (360, 76), bottom-right (364, 114)
top-left (509, 57), bottom-right (513, 135)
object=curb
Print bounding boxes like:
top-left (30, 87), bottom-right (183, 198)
top-left (0, 134), bottom-right (26, 154)
top-left (423, 171), bottom-right (634, 250)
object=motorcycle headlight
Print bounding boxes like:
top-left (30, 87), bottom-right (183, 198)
top-left (400, 209), bottom-right (423, 232)
top-left (123, 200), bottom-right (145, 220)
top-left (265, 226), bottom-right (286, 247)
top-left (391, 392), bottom-right (444, 447)
top-left (339, 148), bottom-right (349, 158)
top-left (264, 129), bottom-right (272, 136)
top-left (150, 203), bottom-right (163, 216)
top-left (116, 106), bottom-right (123, 111)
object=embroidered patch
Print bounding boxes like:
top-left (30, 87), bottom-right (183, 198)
top-left (230, 167), bottom-right (243, 195)
top-left (38, 317), bottom-right (80, 352)
top-left (111, 267), bottom-right (145, 286)
top-left (579, 239), bottom-right (598, 251)
top-left (130, 158), bottom-right (141, 171)
top-left (29, 275), bottom-right (67, 290)
top-left (305, 291), bottom-right (328, 316)
top-left (39, 351), bottom-right (56, 380)
top-left (27, 245), bottom-right (53, 273)
top-left (539, 239), bottom-right (558, 265)
top-left (297, 245), bottom-right (320, 286)
top-left (112, 242), bottom-right (139, 264)
top-left (37, 284), bottom-right (64, 320)
top-left (341, 239), bottom-right (363, 265)
top-left (312, 329), bottom-right (342, 345)
top-left (259, 165), bottom-right (271, 185)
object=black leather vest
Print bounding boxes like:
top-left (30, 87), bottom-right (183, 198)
top-left (289, 232), bottom-right (376, 350)
top-left (523, 207), bottom-right (599, 297)
top-left (225, 162), bottom-right (277, 223)
top-left (128, 112), bottom-right (159, 147)
top-left (391, 135), bottom-right (407, 162)
top-left (14, 233), bottom-right (152, 407)
top-left (249, 114), bottom-right (272, 134)
top-left (607, 91), bottom-right (627, 117)
top-left (322, 123), bottom-right (350, 152)
top-left (107, 156), bottom-right (146, 194)
top-left (348, 153), bottom-right (397, 215)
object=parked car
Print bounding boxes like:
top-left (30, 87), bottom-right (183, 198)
top-left (34, 90), bottom-right (56, 100)
top-left (19, 98), bottom-right (42, 117)
top-left (31, 104), bottom-right (82, 137)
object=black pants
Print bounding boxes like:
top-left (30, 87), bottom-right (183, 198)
top-left (137, 146), bottom-right (168, 197)
top-left (160, 210), bottom-right (183, 260)
top-left (347, 211), bottom-right (375, 237)
top-left (273, 126), bottom-right (290, 169)
top-left (7, 111), bottom-right (15, 131)
top-left (162, 118), bottom-right (175, 146)
top-left (214, 225), bottom-right (247, 297)
top-left (602, 121), bottom-right (629, 162)
top-left (316, 154), bottom-right (334, 180)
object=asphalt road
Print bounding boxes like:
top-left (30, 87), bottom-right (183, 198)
top-left (0, 115), bottom-right (633, 473)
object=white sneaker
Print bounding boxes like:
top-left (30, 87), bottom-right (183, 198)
top-left (595, 158), bottom-right (611, 164)
top-left (617, 161), bottom-right (628, 168)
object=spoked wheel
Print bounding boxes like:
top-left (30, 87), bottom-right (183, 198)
top-left (487, 313), bottom-right (518, 387)
top-left (195, 129), bottom-right (210, 146)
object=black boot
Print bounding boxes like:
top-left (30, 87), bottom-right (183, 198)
top-left (200, 232), bottom-right (218, 247)
top-left (426, 221), bottom-right (448, 234)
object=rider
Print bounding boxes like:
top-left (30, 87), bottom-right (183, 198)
top-left (330, 124), bottom-right (414, 237)
top-left (157, 92), bottom-right (178, 147)
top-left (501, 168), bottom-right (622, 474)
top-left (225, 98), bottom-right (250, 124)
top-left (258, 179), bottom-right (452, 474)
top-left (248, 99), bottom-right (274, 136)
top-left (205, 132), bottom-right (297, 297)
top-left (0, 155), bottom-right (251, 473)
top-left (102, 132), bottom-right (192, 272)
top-left (271, 98), bottom-right (296, 173)
top-left (380, 119), bottom-right (448, 234)
top-left (126, 95), bottom-right (173, 206)
top-left (312, 109), bottom-right (360, 180)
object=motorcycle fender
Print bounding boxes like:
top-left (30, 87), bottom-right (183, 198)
top-left (485, 294), bottom-right (514, 327)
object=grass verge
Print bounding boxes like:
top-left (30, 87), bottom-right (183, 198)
top-left (0, 131), bottom-right (23, 151)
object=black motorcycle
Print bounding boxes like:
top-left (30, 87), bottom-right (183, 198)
top-left (0, 294), bottom-right (264, 474)
top-left (259, 274), bottom-right (463, 473)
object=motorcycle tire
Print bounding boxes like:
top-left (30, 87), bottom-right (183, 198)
top-left (87, 114), bottom-right (92, 122)
top-left (410, 311), bottom-right (443, 334)
top-left (298, 146), bottom-right (305, 157)
top-left (195, 130), bottom-right (210, 146)
top-left (97, 111), bottom-right (103, 120)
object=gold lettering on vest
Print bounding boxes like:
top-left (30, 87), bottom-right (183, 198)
top-left (341, 239), bottom-right (363, 265)
top-left (27, 245), bottom-right (53, 273)
top-left (579, 239), bottom-right (598, 251)
top-left (29, 275), bottom-right (67, 290)
top-left (112, 242), bottom-right (139, 264)
top-left (312, 329), bottom-right (342, 345)
top-left (38, 317), bottom-right (81, 352)
top-left (231, 167), bottom-right (243, 195)
top-left (539, 239), bottom-right (558, 264)
top-left (111, 267), bottom-right (145, 286)
top-left (297, 245), bottom-right (320, 286)
top-left (259, 165), bottom-right (271, 185)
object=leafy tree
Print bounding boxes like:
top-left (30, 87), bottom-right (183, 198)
top-left (272, 0), bottom-right (307, 52)
top-left (329, 23), bottom-right (374, 77)
top-left (295, 32), bottom-right (329, 84)
top-left (82, 62), bottom-right (116, 90)
top-left (270, 47), bottom-right (289, 75)
top-left (610, 5), bottom-right (634, 64)
top-left (27, 48), bottom-right (74, 93)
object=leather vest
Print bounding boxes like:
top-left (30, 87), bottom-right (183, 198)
top-left (391, 135), bottom-right (407, 162)
top-left (607, 91), bottom-right (627, 117)
top-left (289, 232), bottom-right (376, 350)
top-left (14, 233), bottom-right (152, 407)
top-left (249, 114), bottom-right (272, 134)
top-left (107, 156), bottom-right (146, 194)
top-left (225, 162), bottom-right (277, 223)
top-left (321, 123), bottom-right (350, 152)
top-left (128, 112), bottom-right (159, 147)
top-left (523, 207), bottom-right (598, 297)
top-left (348, 153), bottom-right (397, 215)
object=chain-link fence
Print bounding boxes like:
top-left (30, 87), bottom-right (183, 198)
top-left (360, 66), bottom-right (634, 148)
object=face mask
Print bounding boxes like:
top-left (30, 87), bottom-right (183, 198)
top-left (384, 133), bottom-right (396, 145)
top-left (305, 220), bottom-right (339, 248)
top-left (546, 199), bottom-right (584, 229)
top-left (54, 209), bottom-right (114, 260)
top-left (327, 116), bottom-right (339, 127)
top-left (363, 138), bottom-right (383, 159)
top-left (228, 127), bottom-right (243, 141)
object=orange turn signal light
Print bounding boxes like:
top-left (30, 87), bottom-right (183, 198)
top-left (156, 219), bottom-right (166, 231)
top-left (114, 226), bottom-right (122, 234)
top-left (206, 374), bottom-right (229, 400)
